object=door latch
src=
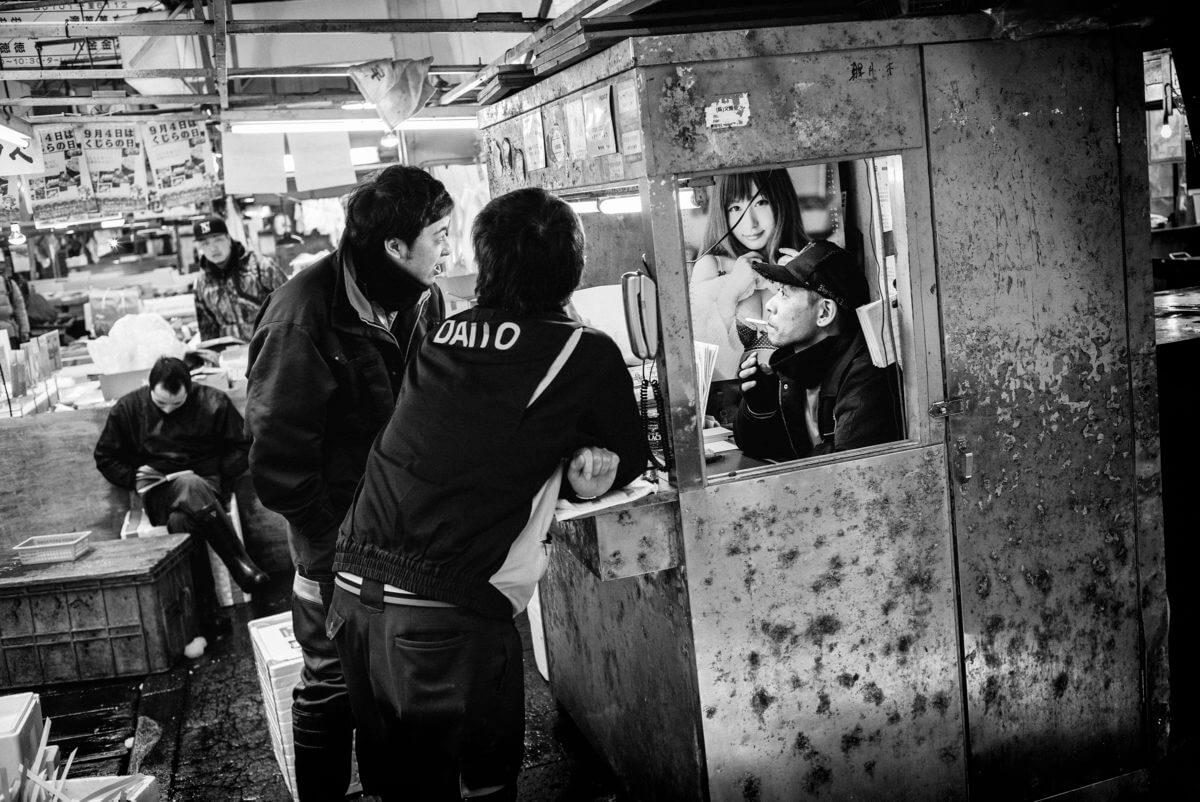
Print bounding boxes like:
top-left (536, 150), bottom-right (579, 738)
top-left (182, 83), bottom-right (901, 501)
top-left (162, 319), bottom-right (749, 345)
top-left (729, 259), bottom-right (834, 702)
top-left (955, 437), bottom-right (974, 484)
top-left (928, 396), bottom-right (971, 419)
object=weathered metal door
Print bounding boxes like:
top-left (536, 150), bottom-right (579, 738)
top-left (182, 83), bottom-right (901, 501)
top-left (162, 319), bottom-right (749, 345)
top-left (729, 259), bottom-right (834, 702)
top-left (925, 35), bottom-right (1148, 798)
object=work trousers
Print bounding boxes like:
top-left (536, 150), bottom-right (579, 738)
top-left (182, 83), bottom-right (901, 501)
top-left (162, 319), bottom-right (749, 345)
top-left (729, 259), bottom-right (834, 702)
top-left (291, 570), bottom-right (356, 801)
top-left (328, 581), bottom-right (524, 801)
top-left (143, 473), bottom-right (223, 634)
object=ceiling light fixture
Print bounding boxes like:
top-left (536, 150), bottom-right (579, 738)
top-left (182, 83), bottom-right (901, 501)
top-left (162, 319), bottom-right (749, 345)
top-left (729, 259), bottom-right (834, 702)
top-left (0, 122), bottom-right (32, 150)
top-left (100, 218), bottom-right (125, 229)
top-left (379, 131), bottom-right (400, 148)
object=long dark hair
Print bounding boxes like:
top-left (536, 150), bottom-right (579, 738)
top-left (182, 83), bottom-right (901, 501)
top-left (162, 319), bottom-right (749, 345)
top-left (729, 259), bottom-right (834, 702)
top-left (699, 169), bottom-right (806, 264)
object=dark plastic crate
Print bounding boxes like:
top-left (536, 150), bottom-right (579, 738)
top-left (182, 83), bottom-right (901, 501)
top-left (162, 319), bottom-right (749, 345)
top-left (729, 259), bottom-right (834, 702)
top-left (0, 535), bottom-right (197, 688)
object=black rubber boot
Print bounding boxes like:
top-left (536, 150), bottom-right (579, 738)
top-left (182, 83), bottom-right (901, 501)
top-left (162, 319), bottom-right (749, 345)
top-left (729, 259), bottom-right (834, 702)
top-left (191, 503), bottom-right (269, 593)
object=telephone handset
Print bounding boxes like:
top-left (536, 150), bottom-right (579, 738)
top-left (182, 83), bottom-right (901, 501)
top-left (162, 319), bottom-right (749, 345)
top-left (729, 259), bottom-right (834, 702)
top-left (621, 268), bottom-right (672, 471)
top-left (621, 270), bottom-right (658, 361)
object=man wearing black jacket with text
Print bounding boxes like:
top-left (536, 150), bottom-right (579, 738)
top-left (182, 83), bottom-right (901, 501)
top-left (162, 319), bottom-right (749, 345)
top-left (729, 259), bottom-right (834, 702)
top-left (244, 166), bottom-right (452, 802)
top-left (330, 187), bottom-right (647, 802)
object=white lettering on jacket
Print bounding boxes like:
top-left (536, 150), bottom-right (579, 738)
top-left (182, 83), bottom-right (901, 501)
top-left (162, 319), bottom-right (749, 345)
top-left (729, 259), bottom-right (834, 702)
top-left (432, 320), bottom-right (521, 350)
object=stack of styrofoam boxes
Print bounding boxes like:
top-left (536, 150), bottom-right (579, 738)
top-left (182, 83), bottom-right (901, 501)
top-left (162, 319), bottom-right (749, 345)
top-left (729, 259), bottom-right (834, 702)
top-left (121, 494), bottom-right (251, 608)
top-left (248, 612), bottom-right (302, 800)
top-left (0, 691), bottom-right (51, 802)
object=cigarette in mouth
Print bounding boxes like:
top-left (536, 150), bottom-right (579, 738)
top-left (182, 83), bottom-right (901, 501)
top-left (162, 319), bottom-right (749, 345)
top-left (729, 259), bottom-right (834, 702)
top-left (744, 317), bottom-right (768, 328)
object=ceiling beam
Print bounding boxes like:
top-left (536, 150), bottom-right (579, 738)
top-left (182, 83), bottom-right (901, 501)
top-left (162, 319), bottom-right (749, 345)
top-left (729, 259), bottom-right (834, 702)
top-left (213, 0), bottom-right (228, 110)
top-left (2, 17), bottom-right (543, 38)
top-left (0, 65), bottom-right (485, 81)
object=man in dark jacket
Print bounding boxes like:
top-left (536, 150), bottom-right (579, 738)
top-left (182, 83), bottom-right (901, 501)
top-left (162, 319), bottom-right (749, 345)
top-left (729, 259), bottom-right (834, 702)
top-left (192, 217), bottom-right (288, 342)
top-left (94, 356), bottom-right (267, 631)
top-left (244, 165), bottom-right (452, 802)
top-left (330, 187), bottom-right (647, 802)
top-left (733, 240), bottom-right (903, 461)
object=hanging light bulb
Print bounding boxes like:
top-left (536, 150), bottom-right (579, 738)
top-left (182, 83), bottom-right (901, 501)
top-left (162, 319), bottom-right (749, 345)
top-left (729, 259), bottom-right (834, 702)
top-left (1161, 77), bottom-right (1175, 140)
top-left (379, 130), bottom-right (400, 149)
top-left (7, 223), bottom-right (26, 246)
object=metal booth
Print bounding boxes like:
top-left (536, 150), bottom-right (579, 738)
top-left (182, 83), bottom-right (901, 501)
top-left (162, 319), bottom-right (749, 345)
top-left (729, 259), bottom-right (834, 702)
top-left (478, 13), bottom-right (1165, 801)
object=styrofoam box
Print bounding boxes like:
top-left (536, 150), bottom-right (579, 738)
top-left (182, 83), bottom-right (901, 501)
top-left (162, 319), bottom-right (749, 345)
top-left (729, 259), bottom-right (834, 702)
top-left (249, 612), bottom-right (303, 801)
top-left (0, 692), bottom-right (43, 785)
top-left (58, 774), bottom-right (159, 800)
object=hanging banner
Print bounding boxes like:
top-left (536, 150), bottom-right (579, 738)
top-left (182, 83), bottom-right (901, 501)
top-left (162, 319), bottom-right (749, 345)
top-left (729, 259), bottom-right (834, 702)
top-left (81, 122), bottom-right (147, 215)
top-left (142, 119), bottom-right (220, 209)
top-left (27, 125), bottom-right (93, 223)
top-left (0, 130), bottom-right (43, 178)
top-left (0, 175), bottom-right (22, 226)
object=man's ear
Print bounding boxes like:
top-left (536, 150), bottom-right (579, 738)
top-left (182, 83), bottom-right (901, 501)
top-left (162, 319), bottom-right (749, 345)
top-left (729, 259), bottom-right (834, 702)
top-left (384, 237), bottom-right (410, 262)
top-left (816, 298), bottom-right (839, 328)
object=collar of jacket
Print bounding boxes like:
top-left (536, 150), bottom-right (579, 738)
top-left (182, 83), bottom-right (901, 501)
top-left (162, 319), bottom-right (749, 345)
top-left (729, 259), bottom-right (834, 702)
top-left (330, 246), bottom-right (431, 341)
top-left (768, 331), bottom-right (854, 389)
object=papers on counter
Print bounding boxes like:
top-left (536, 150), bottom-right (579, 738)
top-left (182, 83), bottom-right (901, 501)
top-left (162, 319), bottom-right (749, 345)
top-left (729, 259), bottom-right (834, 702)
top-left (555, 477), bottom-right (657, 522)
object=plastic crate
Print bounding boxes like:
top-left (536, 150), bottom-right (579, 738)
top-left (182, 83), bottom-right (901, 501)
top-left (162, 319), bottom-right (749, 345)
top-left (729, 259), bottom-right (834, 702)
top-left (0, 535), bottom-right (198, 687)
top-left (12, 531), bottom-right (92, 565)
top-left (0, 692), bottom-right (44, 791)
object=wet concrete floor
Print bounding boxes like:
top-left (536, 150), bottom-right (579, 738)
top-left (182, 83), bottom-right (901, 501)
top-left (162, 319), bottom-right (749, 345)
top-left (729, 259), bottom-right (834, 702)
top-left (33, 571), bottom-right (628, 801)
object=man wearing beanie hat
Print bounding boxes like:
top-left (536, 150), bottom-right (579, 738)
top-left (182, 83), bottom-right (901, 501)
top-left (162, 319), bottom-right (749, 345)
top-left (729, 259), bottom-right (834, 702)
top-left (733, 239), bottom-right (902, 461)
top-left (192, 216), bottom-right (287, 341)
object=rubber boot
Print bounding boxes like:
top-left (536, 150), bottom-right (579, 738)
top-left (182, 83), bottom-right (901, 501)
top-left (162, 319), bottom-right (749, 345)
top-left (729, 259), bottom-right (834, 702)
top-left (191, 503), bottom-right (269, 593)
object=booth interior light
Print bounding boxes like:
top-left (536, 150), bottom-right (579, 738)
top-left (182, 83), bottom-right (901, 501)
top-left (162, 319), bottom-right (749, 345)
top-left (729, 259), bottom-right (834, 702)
top-left (100, 218), bottom-right (125, 229)
top-left (568, 199), bottom-right (599, 215)
top-left (230, 117), bottom-right (477, 135)
top-left (597, 195), bottom-right (643, 215)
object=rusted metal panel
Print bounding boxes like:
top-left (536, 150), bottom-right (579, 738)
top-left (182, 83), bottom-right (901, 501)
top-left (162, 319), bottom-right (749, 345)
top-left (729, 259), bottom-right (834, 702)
top-left (540, 548), bottom-right (705, 800)
top-left (925, 36), bottom-right (1146, 797)
top-left (640, 47), bottom-right (924, 177)
top-left (550, 496), bottom-right (682, 580)
top-left (679, 447), bottom-right (965, 801)
top-left (1113, 41), bottom-right (1168, 757)
top-left (631, 16), bottom-right (995, 68)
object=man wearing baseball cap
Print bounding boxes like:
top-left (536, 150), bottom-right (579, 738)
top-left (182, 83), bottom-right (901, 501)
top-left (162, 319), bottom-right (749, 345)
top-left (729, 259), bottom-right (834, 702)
top-left (733, 239), bottom-right (902, 461)
top-left (192, 216), bottom-right (287, 342)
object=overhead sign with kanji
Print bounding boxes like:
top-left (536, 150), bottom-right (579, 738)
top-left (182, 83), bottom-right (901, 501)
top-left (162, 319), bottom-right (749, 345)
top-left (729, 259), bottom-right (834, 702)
top-left (0, 1), bottom-right (149, 69)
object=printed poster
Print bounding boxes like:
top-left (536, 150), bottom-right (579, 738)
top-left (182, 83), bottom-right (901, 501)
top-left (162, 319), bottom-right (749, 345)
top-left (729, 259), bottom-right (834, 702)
top-left (520, 111), bottom-right (546, 171)
top-left (582, 86), bottom-right (618, 158)
top-left (562, 97), bottom-right (587, 160)
top-left (143, 119), bottom-right (220, 209)
top-left (81, 122), bottom-right (147, 215)
top-left (542, 104), bottom-right (568, 167)
top-left (27, 125), bottom-right (93, 223)
top-left (0, 175), bottom-right (22, 226)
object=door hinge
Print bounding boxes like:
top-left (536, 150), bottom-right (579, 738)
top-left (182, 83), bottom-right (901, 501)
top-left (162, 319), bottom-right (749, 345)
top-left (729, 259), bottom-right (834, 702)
top-left (928, 396), bottom-right (971, 419)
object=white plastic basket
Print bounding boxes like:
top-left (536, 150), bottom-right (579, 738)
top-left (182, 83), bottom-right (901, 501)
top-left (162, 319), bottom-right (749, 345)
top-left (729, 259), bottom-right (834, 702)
top-left (13, 531), bottom-right (92, 565)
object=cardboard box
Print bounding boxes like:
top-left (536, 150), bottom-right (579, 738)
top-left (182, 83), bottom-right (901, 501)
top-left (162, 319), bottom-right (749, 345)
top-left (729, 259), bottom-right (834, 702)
top-left (249, 612), bottom-right (303, 800)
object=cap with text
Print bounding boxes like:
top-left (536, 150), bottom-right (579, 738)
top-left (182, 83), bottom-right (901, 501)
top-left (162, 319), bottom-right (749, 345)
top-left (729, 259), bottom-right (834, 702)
top-left (192, 217), bottom-right (228, 241)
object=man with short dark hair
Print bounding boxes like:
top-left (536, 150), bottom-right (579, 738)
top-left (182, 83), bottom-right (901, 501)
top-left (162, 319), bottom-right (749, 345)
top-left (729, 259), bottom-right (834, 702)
top-left (733, 239), bottom-right (903, 461)
top-left (245, 165), bottom-right (453, 801)
top-left (94, 356), bottom-right (267, 631)
top-left (192, 217), bottom-right (287, 341)
top-left (329, 187), bottom-right (647, 801)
